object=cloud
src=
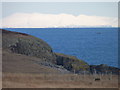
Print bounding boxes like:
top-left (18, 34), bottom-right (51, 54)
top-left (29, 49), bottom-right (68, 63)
top-left (1, 13), bottom-right (118, 28)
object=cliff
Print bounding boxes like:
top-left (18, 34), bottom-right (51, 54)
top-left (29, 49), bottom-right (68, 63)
top-left (2, 29), bottom-right (89, 74)
top-left (55, 53), bottom-right (89, 73)
top-left (2, 29), bottom-right (56, 64)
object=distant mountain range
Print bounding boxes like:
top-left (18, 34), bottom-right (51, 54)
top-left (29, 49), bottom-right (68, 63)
top-left (49, 25), bottom-right (113, 28)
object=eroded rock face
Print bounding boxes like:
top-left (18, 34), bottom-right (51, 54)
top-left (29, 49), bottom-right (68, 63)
top-left (55, 53), bottom-right (89, 73)
top-left (2, 29), bottom-right (56, 64)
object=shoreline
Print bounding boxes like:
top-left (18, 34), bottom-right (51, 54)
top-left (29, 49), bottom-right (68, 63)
top-left (1, 29), bottom-right (119, 88)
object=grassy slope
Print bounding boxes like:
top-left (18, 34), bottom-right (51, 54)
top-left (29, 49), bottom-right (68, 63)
top-left (2, 50), bottom-right (119, 88)
top-left (3, 72), bottom-right (118, 88)
top-left (3, 50), bottom-right (63, 74)
top-left (2, 29), bottom-right (119, 88)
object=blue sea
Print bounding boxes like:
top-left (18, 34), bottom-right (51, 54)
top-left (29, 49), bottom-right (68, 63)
top-left (5, 28), bottom-right (118, 67)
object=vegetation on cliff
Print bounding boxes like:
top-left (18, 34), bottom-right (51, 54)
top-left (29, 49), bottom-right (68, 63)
top-left (2, 29), bottom-right (89, 73)
top-left (55, 53), bottom-right (89, 73)
top-left (1, 29), bottom-right (119, 74)
top-left (2, 29), bottom-right (56, 64)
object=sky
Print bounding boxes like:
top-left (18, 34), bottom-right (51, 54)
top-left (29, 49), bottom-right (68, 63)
top-left (0, 2), bottom-right (118, 28)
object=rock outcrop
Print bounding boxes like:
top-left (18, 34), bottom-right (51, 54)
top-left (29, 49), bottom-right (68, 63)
top-left (2, 29), bottom-right (89, 74)
top-left (55, 53), bottom-right (89, 73)
top-left (1, 29), bottom-right (119, 74)
top-left (2, 29), bottom-right (56, 64)
top-left (90, 64), bottom-right (119, 74)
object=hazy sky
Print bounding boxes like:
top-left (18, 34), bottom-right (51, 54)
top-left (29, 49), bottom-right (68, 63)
top-left (1, 2), bottom-right (118, 28)
top-left (2, 2), bottom-right (118, 17)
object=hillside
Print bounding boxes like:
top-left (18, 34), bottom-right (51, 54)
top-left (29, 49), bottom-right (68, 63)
top-left (1, 29), bottom-right (119, 88)
top-left (2, 29), bottom-right (56, 64)
top-left (2, 29), bottom-right (89, 74)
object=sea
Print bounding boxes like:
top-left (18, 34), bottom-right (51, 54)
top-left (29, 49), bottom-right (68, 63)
top-left (5, 28), bottom-right (118, 68)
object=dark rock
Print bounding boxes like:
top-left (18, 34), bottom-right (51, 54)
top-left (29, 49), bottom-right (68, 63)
top-left (90, 64), bottom-right (119, 74)
top-left (94, 78), bottom-right (100, 81)
top-left (55, 53), bottom-right (89, 73)
top-left (2, 29), bottom-right (56, 64)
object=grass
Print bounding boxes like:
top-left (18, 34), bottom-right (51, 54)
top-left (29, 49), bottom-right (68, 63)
top-left (2, 72), bottom-right (118, 88)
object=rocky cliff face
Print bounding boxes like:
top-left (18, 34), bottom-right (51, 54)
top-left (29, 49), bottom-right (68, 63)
top-left (55, 53), bottom-right (89, 73)
top-left (1, 29), bottom-right (119, 74)
top-left (2, 29), bottom-right (89, 73)
top-left (2, 29), bottom-right (56, 64)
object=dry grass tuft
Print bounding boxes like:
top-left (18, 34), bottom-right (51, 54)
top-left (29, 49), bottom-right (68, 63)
top-left (2, 72), bottom-right (118, 88)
